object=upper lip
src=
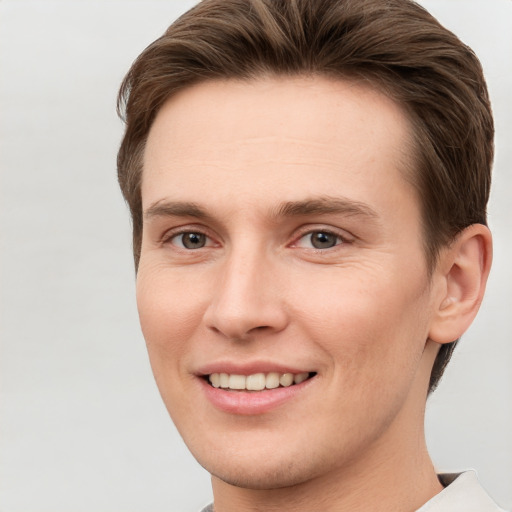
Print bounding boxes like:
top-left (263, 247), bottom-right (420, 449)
top-left (195, 361), bottom-right (314, 377)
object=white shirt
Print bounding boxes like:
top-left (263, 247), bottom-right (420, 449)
top-left (416, 471), bottom-right (506, 512)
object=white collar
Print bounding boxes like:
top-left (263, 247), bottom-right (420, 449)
top-left (416, 471), bottom-right (505, 512)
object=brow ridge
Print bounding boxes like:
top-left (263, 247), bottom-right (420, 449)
top-left (274, 196), bottom-right (379, 220)
top-left (144, 200), bottom-right (212, 220)
top-left (143, 196), bottom-right (379, 222)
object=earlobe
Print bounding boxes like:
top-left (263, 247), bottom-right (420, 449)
top-left (428, 224), bottom-right (492, 344)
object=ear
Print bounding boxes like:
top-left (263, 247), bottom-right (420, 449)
top-left (428, 224), bottom-right (492, 344)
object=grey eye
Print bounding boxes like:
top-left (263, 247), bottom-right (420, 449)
top-left (309, 231), bottom-right (339, 249)
top-left (179, 232), bottom-right (207, 249)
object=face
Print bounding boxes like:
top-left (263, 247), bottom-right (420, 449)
top-left (138, 77), bottom-right (438, 490)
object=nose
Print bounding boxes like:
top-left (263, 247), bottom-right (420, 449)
top-left (203, 247), bottom-right (288, 340)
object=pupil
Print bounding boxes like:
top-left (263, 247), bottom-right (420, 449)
top-left (311, 232), bottom-right (336, 249)
top-left (183, 232), bottom-right (205, 249)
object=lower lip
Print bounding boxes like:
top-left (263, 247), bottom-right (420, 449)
top-left (199, 377), bottom-right (315, 415)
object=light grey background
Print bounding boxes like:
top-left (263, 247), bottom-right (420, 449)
top-left (1, 1), bottom-right (510, 511)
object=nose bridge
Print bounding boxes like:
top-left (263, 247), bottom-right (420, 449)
top-left (204, 239), bottom-right (287, 339)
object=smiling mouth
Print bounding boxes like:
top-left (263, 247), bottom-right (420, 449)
top-left (206, 372), bottom-right (316, 391)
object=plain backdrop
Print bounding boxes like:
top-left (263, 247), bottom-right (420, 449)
top-left (1, 1), bottom-right (511, 511)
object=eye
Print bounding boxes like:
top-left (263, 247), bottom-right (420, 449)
top-left (296, 230), bottom-right (344, 249)
top-left (171, 231), bottom-right (209, 249)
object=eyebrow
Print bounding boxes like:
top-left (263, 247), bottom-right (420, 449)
top-left (273, 196), bottom-right (379, 220)
top-left (143, 196), bottom-right (379, 222)
top-left (144, 201), bottom-right (213, 221)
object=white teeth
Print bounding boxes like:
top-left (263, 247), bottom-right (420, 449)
top-left (210, 373), bottom-right (220, 388)
top-left (228, 374), bottom-right (246, 390)
top-left (208, 371), bottom-right (312, 390)
top-left (265, 372), bottom-right (280, 389)
top-left (279, 373), bottom-right (294, 387)
top-left (219, 373), bottom-right (229, 388)
top-left (294, 372), bottom-right (309, 384)
top-left (246, 373), bottom-right (266, 391)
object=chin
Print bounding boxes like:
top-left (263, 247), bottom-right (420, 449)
top-left (208, 460), bottom-right (317, 490)
top-left (190, 439), bottom-right (336, 491)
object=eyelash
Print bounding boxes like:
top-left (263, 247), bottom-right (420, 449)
top-left (292, 229), bottom-right (349, 251)
top-left (160, 226), bottom-right (352, 252)
top-left (161, 227), bottom-right (216, 250)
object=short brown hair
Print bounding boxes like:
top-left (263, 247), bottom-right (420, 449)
top-left (117, 0), bottom-right (494, 392)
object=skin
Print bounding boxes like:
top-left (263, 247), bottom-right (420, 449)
top-left (137, 77), bottom-right (492, 511)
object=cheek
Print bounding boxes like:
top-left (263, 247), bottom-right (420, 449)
top-left (293, 268), bottom-right (431, 378)
top-left (135, 267), bottom-right (209, 423)
top-left (136, 267), bottom-right (205, 364)
top-left (298, 273), bottom-right (431, 434)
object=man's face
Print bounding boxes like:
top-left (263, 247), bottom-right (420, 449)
top-left (137, 77), bottom-right (439, 489)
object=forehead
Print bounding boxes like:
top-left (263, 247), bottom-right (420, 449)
top-left (142, 76), bottom-right (417, 218)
